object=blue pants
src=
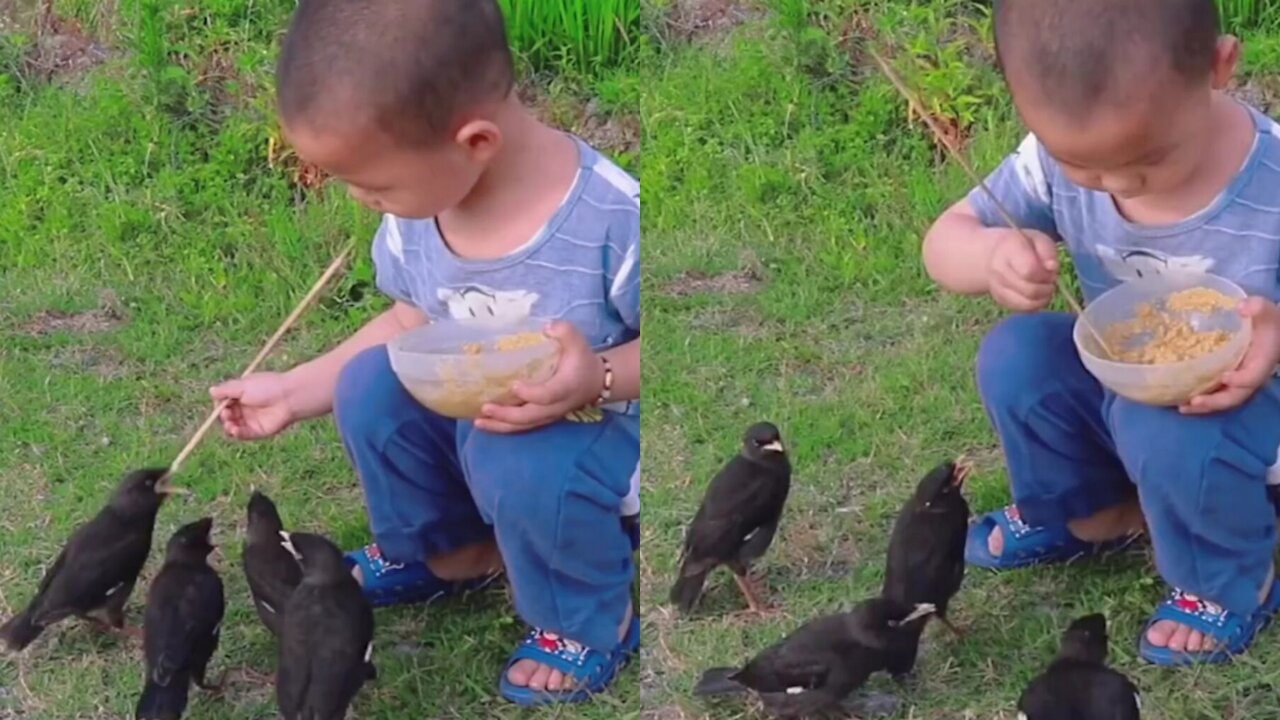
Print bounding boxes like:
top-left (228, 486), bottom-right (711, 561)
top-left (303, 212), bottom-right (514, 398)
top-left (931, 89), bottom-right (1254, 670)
top-left (977, 313), bottom-right (1280, 616)
top-left (333, 345), bottom-right (639, 650)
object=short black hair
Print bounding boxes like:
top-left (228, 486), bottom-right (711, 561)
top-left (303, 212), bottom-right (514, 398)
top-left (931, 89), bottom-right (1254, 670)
top-left (277, 0), bottom-right (515, 147)
top-left (993, 0), bottom-right (1220, 114)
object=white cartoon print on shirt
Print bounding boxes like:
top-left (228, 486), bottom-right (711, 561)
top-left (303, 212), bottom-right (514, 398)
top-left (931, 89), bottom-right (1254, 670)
top-left (1096, 245), bottom-right (1215, 281)
top-left (437, 286), bottom-right (539, 322)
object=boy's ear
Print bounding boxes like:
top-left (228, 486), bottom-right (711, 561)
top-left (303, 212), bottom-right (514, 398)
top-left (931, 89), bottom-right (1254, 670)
top-left (454, 119), bottom-right (502, 164)
top-left (1211, 36), bottom-right (1242, 90)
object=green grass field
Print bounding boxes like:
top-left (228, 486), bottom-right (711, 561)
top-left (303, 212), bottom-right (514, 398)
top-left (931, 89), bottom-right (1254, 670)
top-left (0, 0), bottom-right (639, 717)
top-left (9, 0), bottom-right (1280, 718)
top-left (642, 1), bottom-right (1280, 719)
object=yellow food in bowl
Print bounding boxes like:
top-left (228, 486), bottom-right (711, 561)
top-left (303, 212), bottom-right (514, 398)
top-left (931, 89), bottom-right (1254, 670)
top-left (1102, 288), bottom-right (1238, 365)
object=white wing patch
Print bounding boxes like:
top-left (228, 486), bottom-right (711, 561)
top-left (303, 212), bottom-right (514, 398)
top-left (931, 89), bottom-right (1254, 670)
top-left (785, 686), bottom-right (805, 696)
top-left (104, 582), bottom-right (124, 598)
top-left (260, 600), bottom-right (276, 614)
top-left (364, 642), bottom-right (374, 663)
top-left (1012, 133), bottom-right (1051, 205)
top-left (1016, 713), bottom-right (1028, 720)
top-left (1133, 691), bottom-right (1142, 710)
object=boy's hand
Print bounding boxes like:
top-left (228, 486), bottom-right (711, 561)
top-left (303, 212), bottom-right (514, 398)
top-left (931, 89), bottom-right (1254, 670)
top-left (476, 322), bottom-right (605, 434)
top-left (1181, 297), bottom-right (1280, 415)
top-left (209, 372), bottom-right (298, 440)
top-left (986, 228), bottom-right (1060, 312)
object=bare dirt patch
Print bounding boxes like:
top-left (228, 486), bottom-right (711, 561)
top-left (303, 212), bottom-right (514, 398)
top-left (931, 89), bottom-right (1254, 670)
top-left (46, 346), bottom-right (131, 381)
top-left (521, 87), bottom-right (640, 158)
top-left (577, 98), bottom-right (640, 157)
top-left (17, 1), bottom-right (110, 83)
top-left (666, 0), bottom-right (762, 42)
top-left (18, 291), bottom-right (127, 337)
top-left (1230, 76), bottom-right (1280, 116)
top-left (660, 267), bottom-right (764, 298)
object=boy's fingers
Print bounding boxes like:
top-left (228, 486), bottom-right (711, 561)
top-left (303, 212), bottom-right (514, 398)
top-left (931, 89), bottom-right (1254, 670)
top-left (511, 379), bottom-right (563, 406)
top-left (210, 381), bottom-right (242, 401)
top-left (1239, 296), bottom-right (1269, 318)
top-left (480, 401), bottom-right (553, 427)
top-left (1029, 237), bottom-right (1060, 271)
top-left (475, 417), bottom-right (534, 434)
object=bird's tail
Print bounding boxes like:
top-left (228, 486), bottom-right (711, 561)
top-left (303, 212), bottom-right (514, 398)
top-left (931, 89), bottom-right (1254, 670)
top-left (669, 566), bottom-right (711, 612)
top-left (692, 667), bottom-right (747, 697)
top-left (135, 674), bottom-right (190, 720)
top-left (0, 607), bottom-right (44, 652)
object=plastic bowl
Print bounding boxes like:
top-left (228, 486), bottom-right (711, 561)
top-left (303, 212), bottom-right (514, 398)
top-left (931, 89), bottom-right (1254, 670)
top-left (387, 316), bottom-right (561, 419)
top-left (1073, 272), bottom-right (1250, 407)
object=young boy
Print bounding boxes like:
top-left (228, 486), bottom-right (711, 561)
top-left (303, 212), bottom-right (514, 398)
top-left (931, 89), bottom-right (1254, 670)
top-left (209, 0), bottom-right (640, 704)
top-left (924, 0), bottom-right (1280, 666)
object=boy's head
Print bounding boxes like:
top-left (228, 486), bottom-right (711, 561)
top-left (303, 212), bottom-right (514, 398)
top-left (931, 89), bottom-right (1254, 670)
top-left (277, 0), bottom-right (515, 218)
top-left (993, 0), bottom-right (1238, 199)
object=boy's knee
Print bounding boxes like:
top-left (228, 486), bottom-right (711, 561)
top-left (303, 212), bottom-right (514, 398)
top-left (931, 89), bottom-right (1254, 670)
top-left (1110, 399), bottom-right (1225, 488)
top-left (463, 423), bottom-right (629, 520)
top-left (333, 345), bottom-right (396, 440)
top-left (976, 314), bottom-right (1070, 406)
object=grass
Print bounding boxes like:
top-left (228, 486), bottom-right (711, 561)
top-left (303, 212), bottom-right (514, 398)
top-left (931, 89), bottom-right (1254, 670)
top-left (641, 2), bottom-right (1280, 719)
top-left (0, 0), bottom-right (639, 718)
top-left (498, 0), bottom-right (643, 77)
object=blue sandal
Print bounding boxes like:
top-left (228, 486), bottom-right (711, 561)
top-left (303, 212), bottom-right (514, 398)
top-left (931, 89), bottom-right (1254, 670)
top-left (499, 615), bottom-right (641, 706)
top-left (1139, 581), bottom-right (1280, 666)
top-left (344, 544), bottom-right (501, 609)
top-left (964, 505), bottom-right (1138, 570)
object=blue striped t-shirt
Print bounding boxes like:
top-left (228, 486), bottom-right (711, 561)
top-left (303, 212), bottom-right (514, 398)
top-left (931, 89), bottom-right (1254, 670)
top-left (969, 103), bottom-right (1280, 304)
top-left (370, 135), bottom-right (641, 513)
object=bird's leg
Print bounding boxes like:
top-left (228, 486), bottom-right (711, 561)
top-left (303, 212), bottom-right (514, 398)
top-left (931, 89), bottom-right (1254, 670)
top-left (730, 572), bottom-right (782, 618)
top-left (84, 615), bottom-right (143, 641)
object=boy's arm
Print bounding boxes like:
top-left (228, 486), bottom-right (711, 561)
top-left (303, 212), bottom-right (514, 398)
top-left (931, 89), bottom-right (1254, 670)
top-left (283, 301), bottom-right (427, 421)
top-left (924, 134), bottom-right (1063, 310)
top-left (923, 198), bottom-right (1008, 295)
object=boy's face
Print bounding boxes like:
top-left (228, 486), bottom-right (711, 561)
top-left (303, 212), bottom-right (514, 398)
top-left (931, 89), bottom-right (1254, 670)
top-left (1015, 83), bottom-right (1213, 199)
top-left (285, 122), bottom-right (491, 220)
top-left (1006, 38), bottom-right (1239, 200)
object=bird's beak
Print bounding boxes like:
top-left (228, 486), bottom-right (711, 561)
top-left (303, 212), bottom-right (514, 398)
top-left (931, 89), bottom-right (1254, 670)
top-left (155, 474), bottom-right (191, 496)
top-left (951, 460), bottom-right (972, 487)
top-left (762, 440), bottom-right (784, 453)
top-left (900, 603), bottom-right (937, 625)
top-left (279, 531), bottom-right (301, 560)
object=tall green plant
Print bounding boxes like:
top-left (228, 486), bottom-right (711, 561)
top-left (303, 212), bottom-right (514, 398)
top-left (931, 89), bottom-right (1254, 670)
top-left (1218, 0), bottom-right (1280, 33)
top-left (497, 0), bottom-right (641, 76)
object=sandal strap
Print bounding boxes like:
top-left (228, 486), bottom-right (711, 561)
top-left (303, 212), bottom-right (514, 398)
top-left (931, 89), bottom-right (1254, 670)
top-left (499, 616), bottom-right (640, 707)
top-left (1150, 588), bottom-right (1244, 640)
top-left (509, 629), bottom-right (614, 678)
top-left (353, 544), bottom-right (409, 579)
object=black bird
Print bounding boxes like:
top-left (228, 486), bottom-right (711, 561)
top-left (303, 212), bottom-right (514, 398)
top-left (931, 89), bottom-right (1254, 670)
top-left (880, 459), bottom-right (971, 676)
top-left (1018, 614), bottom-right (1141, 720)
top-left (136, 517), bottom-right (225, 720)
top-left (277, 532), bottom-right (376, 720)
top-left (693, 598), bottom-right (936, 719)
top-left (1, 468), bottom-right (186, 651)
top-left (242, 491), bottom-right (301, 637)
top-left (671, 422), bottom-right (791, 614)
